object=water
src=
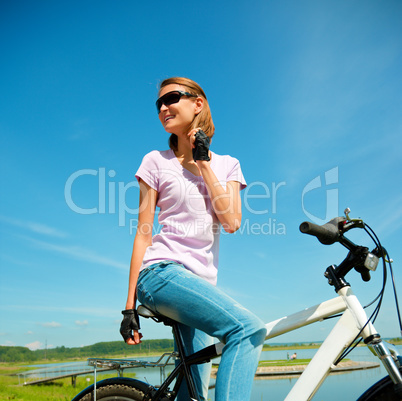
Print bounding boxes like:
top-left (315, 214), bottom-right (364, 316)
top-left (214, 347), bottom-right (395, 401)
top-left (28, 346), bottom-right (400, 400)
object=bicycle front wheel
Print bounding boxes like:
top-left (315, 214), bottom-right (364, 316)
top-left (357, 367), bottom-right (402, 401)
top-left (76, 383), bottom-right (145, 401)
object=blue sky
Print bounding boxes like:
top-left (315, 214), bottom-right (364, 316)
top-left (1, 0), bottom-right (401, 351)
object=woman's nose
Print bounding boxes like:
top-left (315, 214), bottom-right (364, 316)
top-left (159, 103), bottom-right (168, 113)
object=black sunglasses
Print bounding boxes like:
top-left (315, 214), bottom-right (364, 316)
top-left (156, 90), bottom-right (198, 113)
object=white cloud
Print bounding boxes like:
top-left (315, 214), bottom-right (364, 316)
top-left (1, 304), bottom-right (118, 318)
top-left (0, 215), bottom-right (68, 238)
top-left (25, 341), bottom-right (43, 351)
top-left (254, 252), bottom-right (267, 260)
top-left (1, 340), bottom-right (15, 346)
top-left (24, 237), bottom-right (127, 270)
top-left (75, 320), bottom-right (89, 327)
top-left (40, 321), bottom-right (62, 328)
top-left (375, 200), bottom-right (402, 238)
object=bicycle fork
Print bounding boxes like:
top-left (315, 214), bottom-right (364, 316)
top-left (367, 339), bottom-right (402, 392)
top-left (339, 286), bottom-right (402, 395)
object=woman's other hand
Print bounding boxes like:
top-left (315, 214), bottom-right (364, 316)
top-left (120, 309), bottom-right (143, 345)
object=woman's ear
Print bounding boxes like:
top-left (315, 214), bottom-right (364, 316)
top-left (194, 96), bottom-right (204, 115)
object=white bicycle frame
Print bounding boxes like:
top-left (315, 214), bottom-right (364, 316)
top-left (85, 283), bottom-right (401, 401)
top-left (213, 285), bottom-right (402, 401)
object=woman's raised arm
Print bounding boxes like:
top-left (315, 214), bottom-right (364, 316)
top-left (198, 160), bottom-right (242, 233)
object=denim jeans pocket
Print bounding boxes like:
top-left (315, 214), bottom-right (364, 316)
top-left (137, 261), bottom-right (171, 309)
top-left (137, 279), bottom-right (155, 311)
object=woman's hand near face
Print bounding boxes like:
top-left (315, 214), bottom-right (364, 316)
top-left (190, 130), bottom-right (241, 233)
top-left (189, 128), bottom-right (211, 163)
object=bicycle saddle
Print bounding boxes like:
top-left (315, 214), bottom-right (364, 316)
top-left (137, 304), bottom-right (175, 327)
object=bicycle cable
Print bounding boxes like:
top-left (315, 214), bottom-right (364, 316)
top-left (323, 223), bottom-right (386, 321)
top-left (387, 248), bottom-right (402, 335)
top-left (364, 222), bottom-right (402, 333)
top-left (334, 223), bottom-right (387, 364)
top-left (335, 221), bottom-right (402, 364)
top-left (318, 219), bottom-right (400, 364)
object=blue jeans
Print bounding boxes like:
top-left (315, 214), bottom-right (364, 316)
top-left (137, 261), bottom-right (267, 401)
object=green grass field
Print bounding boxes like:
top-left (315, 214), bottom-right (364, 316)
top-left (3, 338), bottom-right (400, 401)
top-left (0, 363), bottom-right (127, 401)
top-left (0, 358), bottom-right (313, 400)
top-left (258, 359), bottom-right (311, 367)
top-left (0, 363), bottom-right (87, 401)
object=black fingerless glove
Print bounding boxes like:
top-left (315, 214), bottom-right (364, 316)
top-left (120, 309), bottom-right (140, 342)
top-left (192, 129), bottom-right (210, 162)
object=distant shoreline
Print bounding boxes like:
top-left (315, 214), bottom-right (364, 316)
top-left (262, 339), bottom-right (402, 351)
top-left (262, 344), bottom-right (322, 351)
top-left (2, 339), bottom-right (400, 366)
top-left (211, 360), bottom-right (380, 378)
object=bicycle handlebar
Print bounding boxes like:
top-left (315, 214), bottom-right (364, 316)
top-left (299, 217), bottom-right (346, 245)
top-left (299, 211), bottom-right (402, 344)
top-left (299, 213), bottom-right (381, 284)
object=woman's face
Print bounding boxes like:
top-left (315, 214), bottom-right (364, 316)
top-left (157, 84), bottom-right (202, 135)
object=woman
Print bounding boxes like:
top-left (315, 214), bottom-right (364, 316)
top-left (120, 77), bottom-right (267, 401)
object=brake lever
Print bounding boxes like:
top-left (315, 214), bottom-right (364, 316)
top-left (342, 207), bottom-right (365, 233)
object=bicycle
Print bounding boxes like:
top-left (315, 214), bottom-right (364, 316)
top-left (72, 208), bottom-right (402, 401)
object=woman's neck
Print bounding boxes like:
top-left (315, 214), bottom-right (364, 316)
top-left (174, 135), bottom-right (193, 162)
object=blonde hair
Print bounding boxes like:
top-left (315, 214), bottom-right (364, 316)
top-left (159, 77), bottom-right (215, 150)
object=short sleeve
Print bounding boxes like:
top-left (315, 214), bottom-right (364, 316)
top-left (227, 158), bottom-right (247, 190)
top-left (135, 151), bottom-right (159, 191)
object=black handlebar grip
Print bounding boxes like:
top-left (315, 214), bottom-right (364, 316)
top-left (299, 217), bottom-right (345, 245)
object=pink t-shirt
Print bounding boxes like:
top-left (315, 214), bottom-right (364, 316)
top-left (135, 149), bottom-right (246, 285)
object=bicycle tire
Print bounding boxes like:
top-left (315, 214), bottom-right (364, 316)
top-left (356, 367), bottom-right (402, 401)
top-left (74, 383), bottom-right (145, 401)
